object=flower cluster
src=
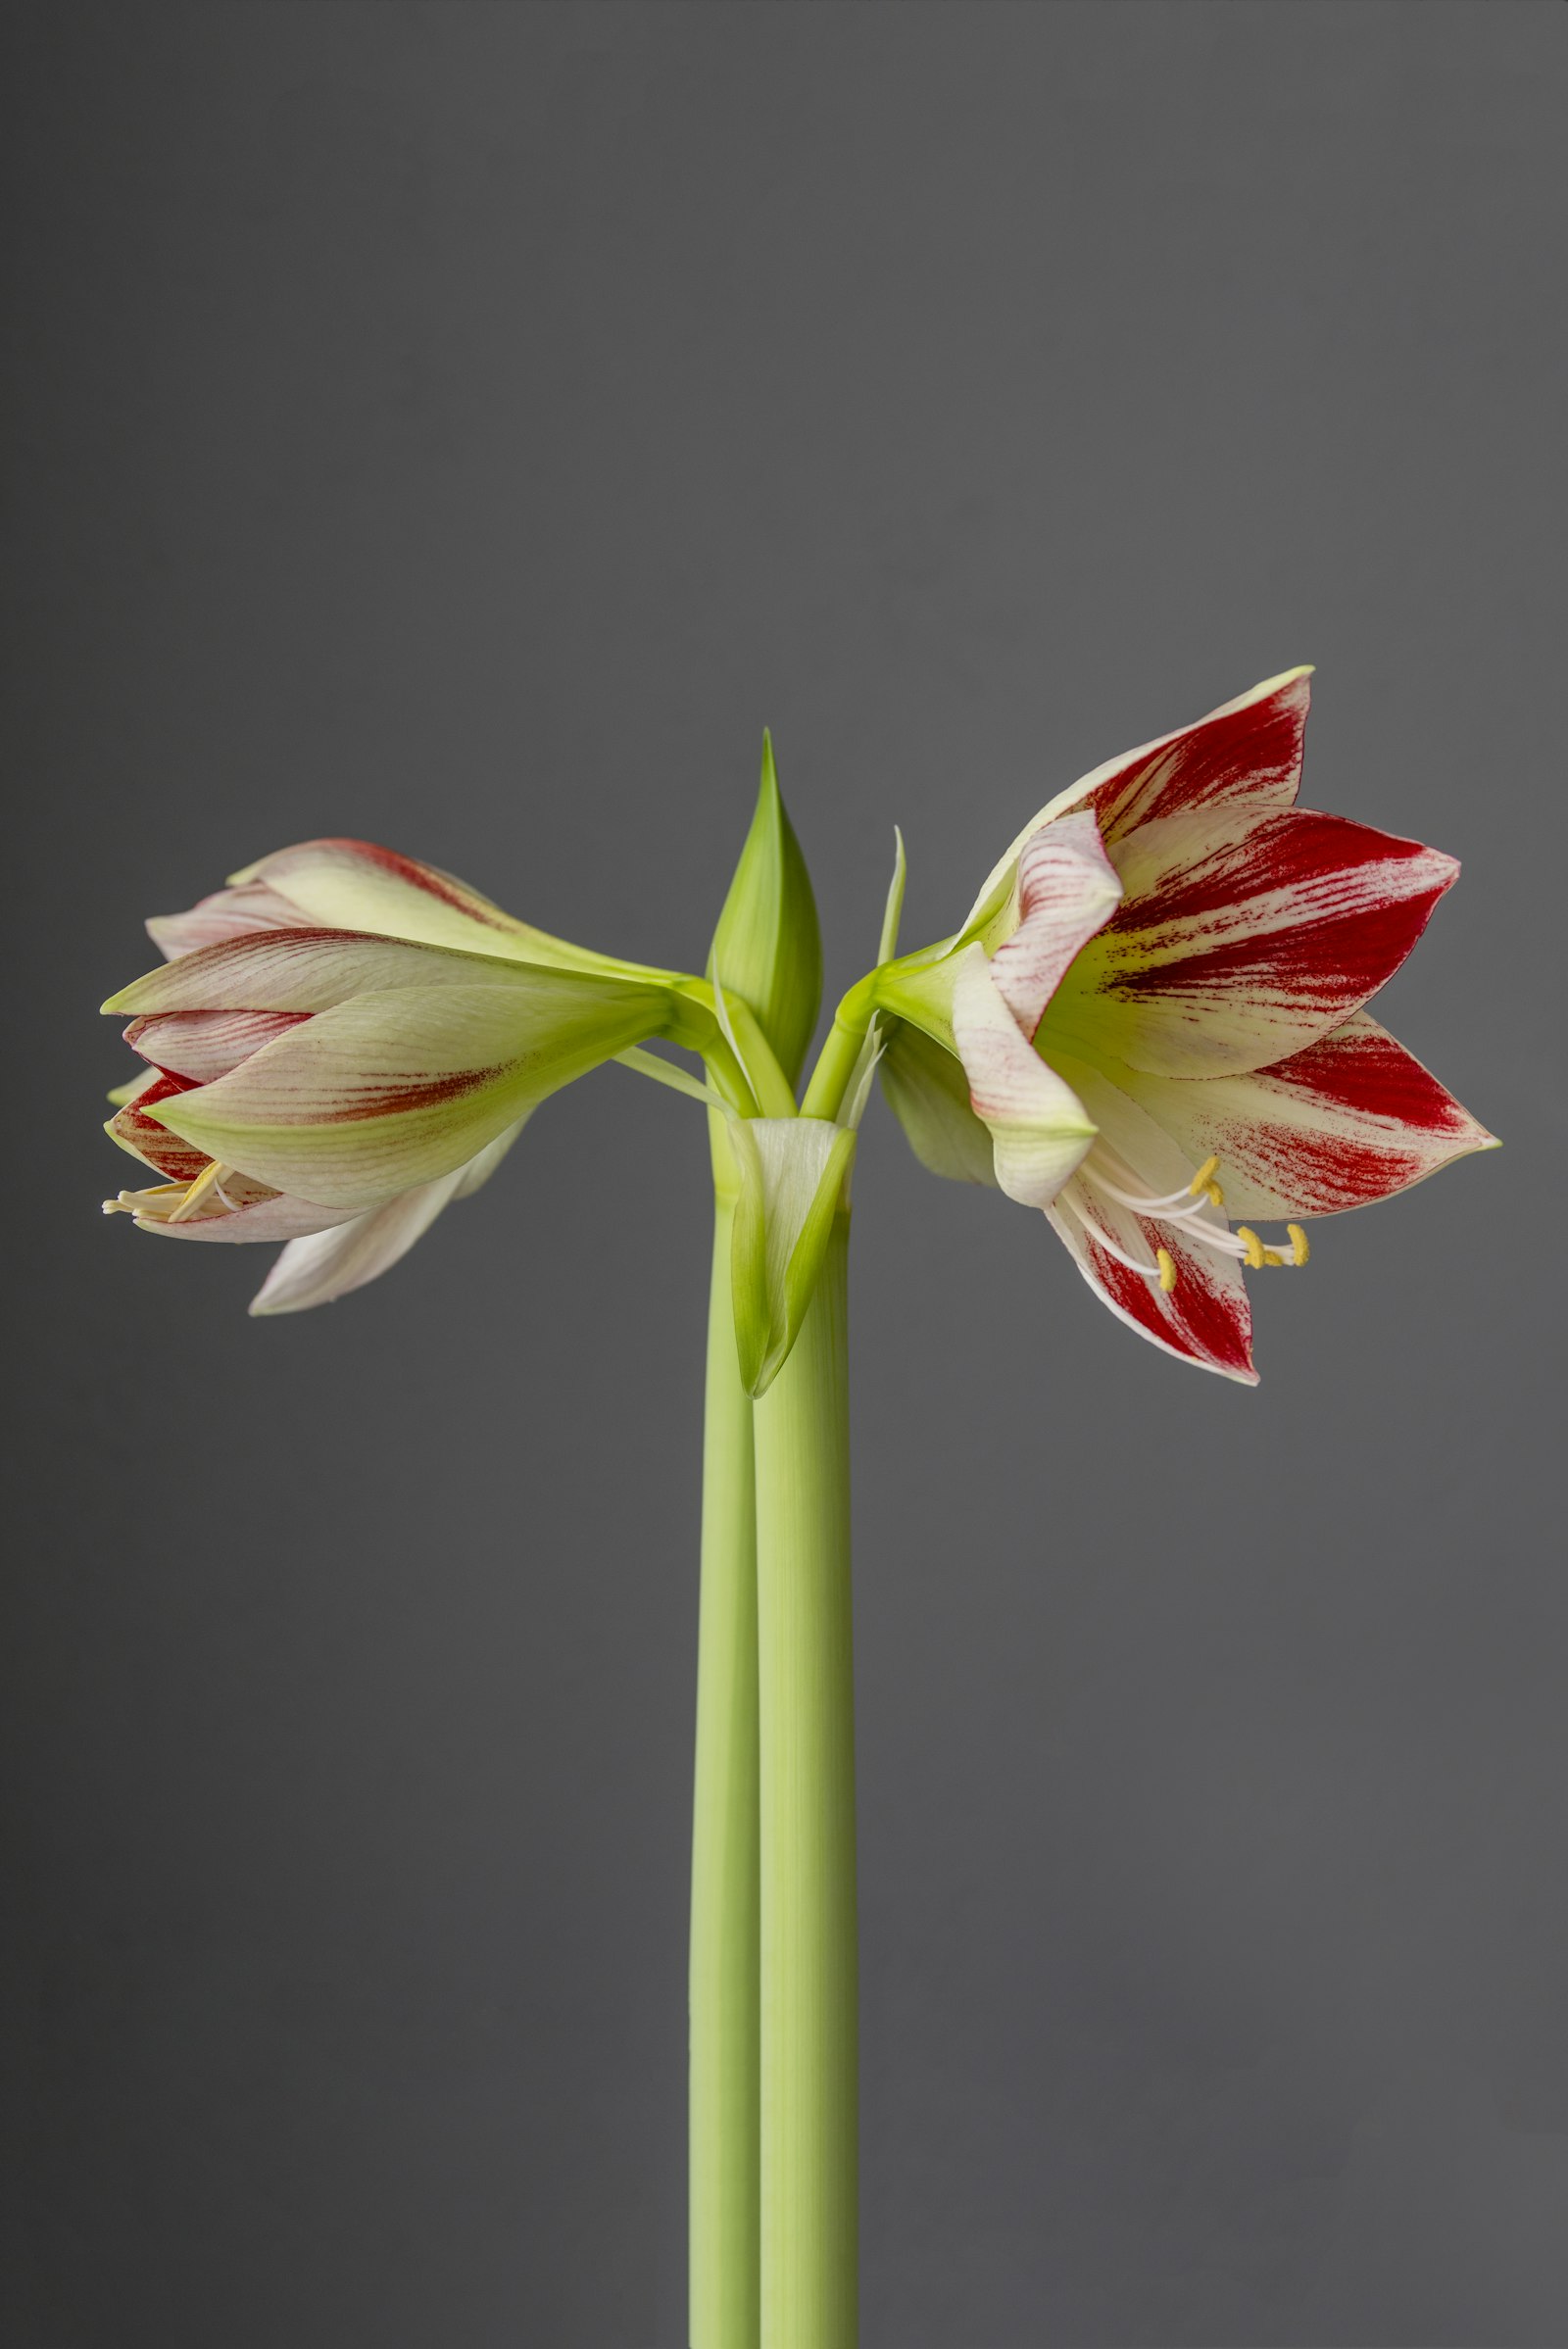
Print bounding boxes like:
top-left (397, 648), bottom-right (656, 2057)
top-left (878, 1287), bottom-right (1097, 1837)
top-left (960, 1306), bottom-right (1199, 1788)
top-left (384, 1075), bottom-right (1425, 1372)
top-left (101, 673), bottom-right (1492, 1379)
top-left (102, 839), bottom-right (678, 1313)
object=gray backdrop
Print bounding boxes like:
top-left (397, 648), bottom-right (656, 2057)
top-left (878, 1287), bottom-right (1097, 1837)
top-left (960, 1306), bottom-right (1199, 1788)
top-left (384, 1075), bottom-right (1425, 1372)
top-left (5, 5), bottom-right (1563, 2343)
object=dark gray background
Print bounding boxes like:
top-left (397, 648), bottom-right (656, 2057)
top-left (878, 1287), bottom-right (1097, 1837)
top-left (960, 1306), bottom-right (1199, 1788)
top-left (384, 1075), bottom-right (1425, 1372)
top-left (4, 5), bottom-right (1563, 2343)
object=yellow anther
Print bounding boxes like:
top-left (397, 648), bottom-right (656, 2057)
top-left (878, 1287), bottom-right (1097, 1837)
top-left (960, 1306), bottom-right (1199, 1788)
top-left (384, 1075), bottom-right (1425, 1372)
top-left (1262, 1248), bottom-right (1285, 1267)
top-left (1155, 1247), bottom-right (1177, 1293)
top-left (167, 1158), bottom-right (224, 1224)
top-left (1187, 1155), bottom-right (1221, 1198)
top-left (1203, 1179), bottom-right (1225, 1208)
top-left (1287, 1223), bottom-right (1309, 1266)
top-left (1236, 1225), bottom-right (1265, 1269)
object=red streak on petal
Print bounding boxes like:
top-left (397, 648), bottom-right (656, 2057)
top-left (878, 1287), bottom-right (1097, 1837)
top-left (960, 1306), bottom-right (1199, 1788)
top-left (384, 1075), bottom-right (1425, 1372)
top-left (112, 1071), bottom-right (212, 1182)
top-left (1081, 1220), bottom-right (1254, 1378)
top-left (291, 1062), bottom-right (513, 1123)
top-left (1109, 886), bottom-right (1448, 1009)
top-left (130, 1070), bottom-right (201, 1103)
top-left (1224, 1120), bottom-right (1430, 1211)
top-left (124, 1007), bottom-right (310, 1082)
top-left (1093, 681), bottom-right (1309, 840)
top-left (1263, 1025), bottom-right (1473, 1131)
top-left (315, 841), bottom-right (518, 935)
top-left (1117, 813), bottom-right (1446, 931)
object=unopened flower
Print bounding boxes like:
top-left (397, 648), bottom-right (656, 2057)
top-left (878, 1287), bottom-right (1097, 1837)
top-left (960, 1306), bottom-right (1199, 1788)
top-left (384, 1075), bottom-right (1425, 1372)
top-left (103, 839), bottom-right (681, 1313)
top-left (876, 670), bottom-right (1494, 1381)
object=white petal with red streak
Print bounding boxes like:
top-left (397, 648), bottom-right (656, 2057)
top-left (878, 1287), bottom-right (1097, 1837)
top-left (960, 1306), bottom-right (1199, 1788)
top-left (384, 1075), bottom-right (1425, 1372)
top-left (1043, 1052), bottom-right (1256, 1383)
top-left (983, 811), bottom-right (1123, 1028)
top-left (145, 880), bottom-right (314, 959)
top-left (961, 667), bottom-right (1313, 935)
top-left (227, 839), bottom-right (621, 971)
top-left (107, 1072), bottom-right (210, 1181)
top-left (1046, 807), bottom-right (1458, 1077)
top-left (137, 977), bottom-right (664, 1209)
top-left (1048, 1183), bottom-right (1257, 1384)
top-left (1110, 1011), bottom-right (1497, 1217)
top-left (102, 927), bottom-right (562, 1020)
top-left (123, 1007), bottom-right (310, 1083)
top-left (950, 947), bottom-right (1097, 1208)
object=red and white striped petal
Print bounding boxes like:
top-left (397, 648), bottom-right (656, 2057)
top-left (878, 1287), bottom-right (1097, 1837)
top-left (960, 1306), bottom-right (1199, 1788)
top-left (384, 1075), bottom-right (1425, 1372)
top-left (1048, 1182), bottom-right (1257, 1384)
top-left (961, 667), bottom-right (1312, 934)
top-left (106, 1065), bottom-right (164, 1110)
top-left (145, 880), bottom-right (315, 959)
top-left (951, 947), bottom-right (1097, 1208)
top-left (138, 976), bottom-right (664, 1210)
top-left (248, 1169), bottom-right (469, 1314)
top-left (107, 1072), bottom-right (212, 1183)
top-left (123, 1008), bottom-right (309, 1084)
top-left (1041, 1052), bottom-right (1256, 1383)
top-left (1048, 807), bottom-right (1458, 1077)
top-left (102, 925), bottom-right (555, 1020)
top-left (1113, 1011), bottom-right (1497, 1218)
top-left (982, 812), bottom-right (1123, 1032)
top-left (227, 839), bottom-right (603, 969)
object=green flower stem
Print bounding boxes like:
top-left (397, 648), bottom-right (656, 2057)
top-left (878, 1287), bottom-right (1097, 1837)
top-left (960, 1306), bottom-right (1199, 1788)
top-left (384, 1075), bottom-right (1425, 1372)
top-left (801, 989), bottom-right (875, 1123)
top-left (754, 1213), bottom-right (858, 2347)
top-left (689, 1169), bottom-right (761, 2349)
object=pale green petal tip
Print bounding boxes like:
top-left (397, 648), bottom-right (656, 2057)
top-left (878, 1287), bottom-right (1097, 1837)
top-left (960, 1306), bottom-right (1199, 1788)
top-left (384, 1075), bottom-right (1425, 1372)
top-left (1229, 662), bottom-right (1315, 705)
top-left (102, 958), bottom-right (172, 1013)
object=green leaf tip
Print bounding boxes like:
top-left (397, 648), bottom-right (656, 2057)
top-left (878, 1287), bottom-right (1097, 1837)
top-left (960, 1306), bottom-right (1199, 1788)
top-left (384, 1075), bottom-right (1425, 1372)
top-left (708, 734), bottom-right (823, 1091)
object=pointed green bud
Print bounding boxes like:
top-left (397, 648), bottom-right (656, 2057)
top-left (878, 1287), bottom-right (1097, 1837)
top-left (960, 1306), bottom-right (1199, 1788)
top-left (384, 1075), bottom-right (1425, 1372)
top-left (729, 1116), bottom-right (856, 1397)
top-left (708, 733), bottom-right (822, 1091)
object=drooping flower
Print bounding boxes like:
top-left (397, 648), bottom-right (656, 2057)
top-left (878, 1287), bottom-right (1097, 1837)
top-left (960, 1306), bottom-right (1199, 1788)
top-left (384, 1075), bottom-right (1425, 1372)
top-left (102, 839), bottom-right (686, 1314)
top-left (876, 669), bottom-right (1494, 1382)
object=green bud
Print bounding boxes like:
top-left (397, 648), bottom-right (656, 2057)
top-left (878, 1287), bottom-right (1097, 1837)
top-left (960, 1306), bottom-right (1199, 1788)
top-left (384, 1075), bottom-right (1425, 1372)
top-left (708, 733), bottom-right (822, 1091)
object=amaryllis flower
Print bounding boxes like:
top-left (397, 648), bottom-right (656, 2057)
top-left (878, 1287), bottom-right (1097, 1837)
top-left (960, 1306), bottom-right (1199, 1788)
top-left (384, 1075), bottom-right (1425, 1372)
top-left (102, 840), bottom-right (684, 1314)
top-left (876, 669), bottom-right (1494, 1383)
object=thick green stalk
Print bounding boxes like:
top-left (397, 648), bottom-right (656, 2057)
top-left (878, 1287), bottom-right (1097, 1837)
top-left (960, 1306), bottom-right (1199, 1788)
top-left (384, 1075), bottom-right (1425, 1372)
top-left (689, 1185), bottom-right (760, 2349)
top-left (754, 1214), bottom-right (858, 2347)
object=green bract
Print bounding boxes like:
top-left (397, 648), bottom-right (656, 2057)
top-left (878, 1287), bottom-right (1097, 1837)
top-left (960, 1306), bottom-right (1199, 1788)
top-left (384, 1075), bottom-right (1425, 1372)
top-left (728, 1118), bottom-right (856, 1397)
